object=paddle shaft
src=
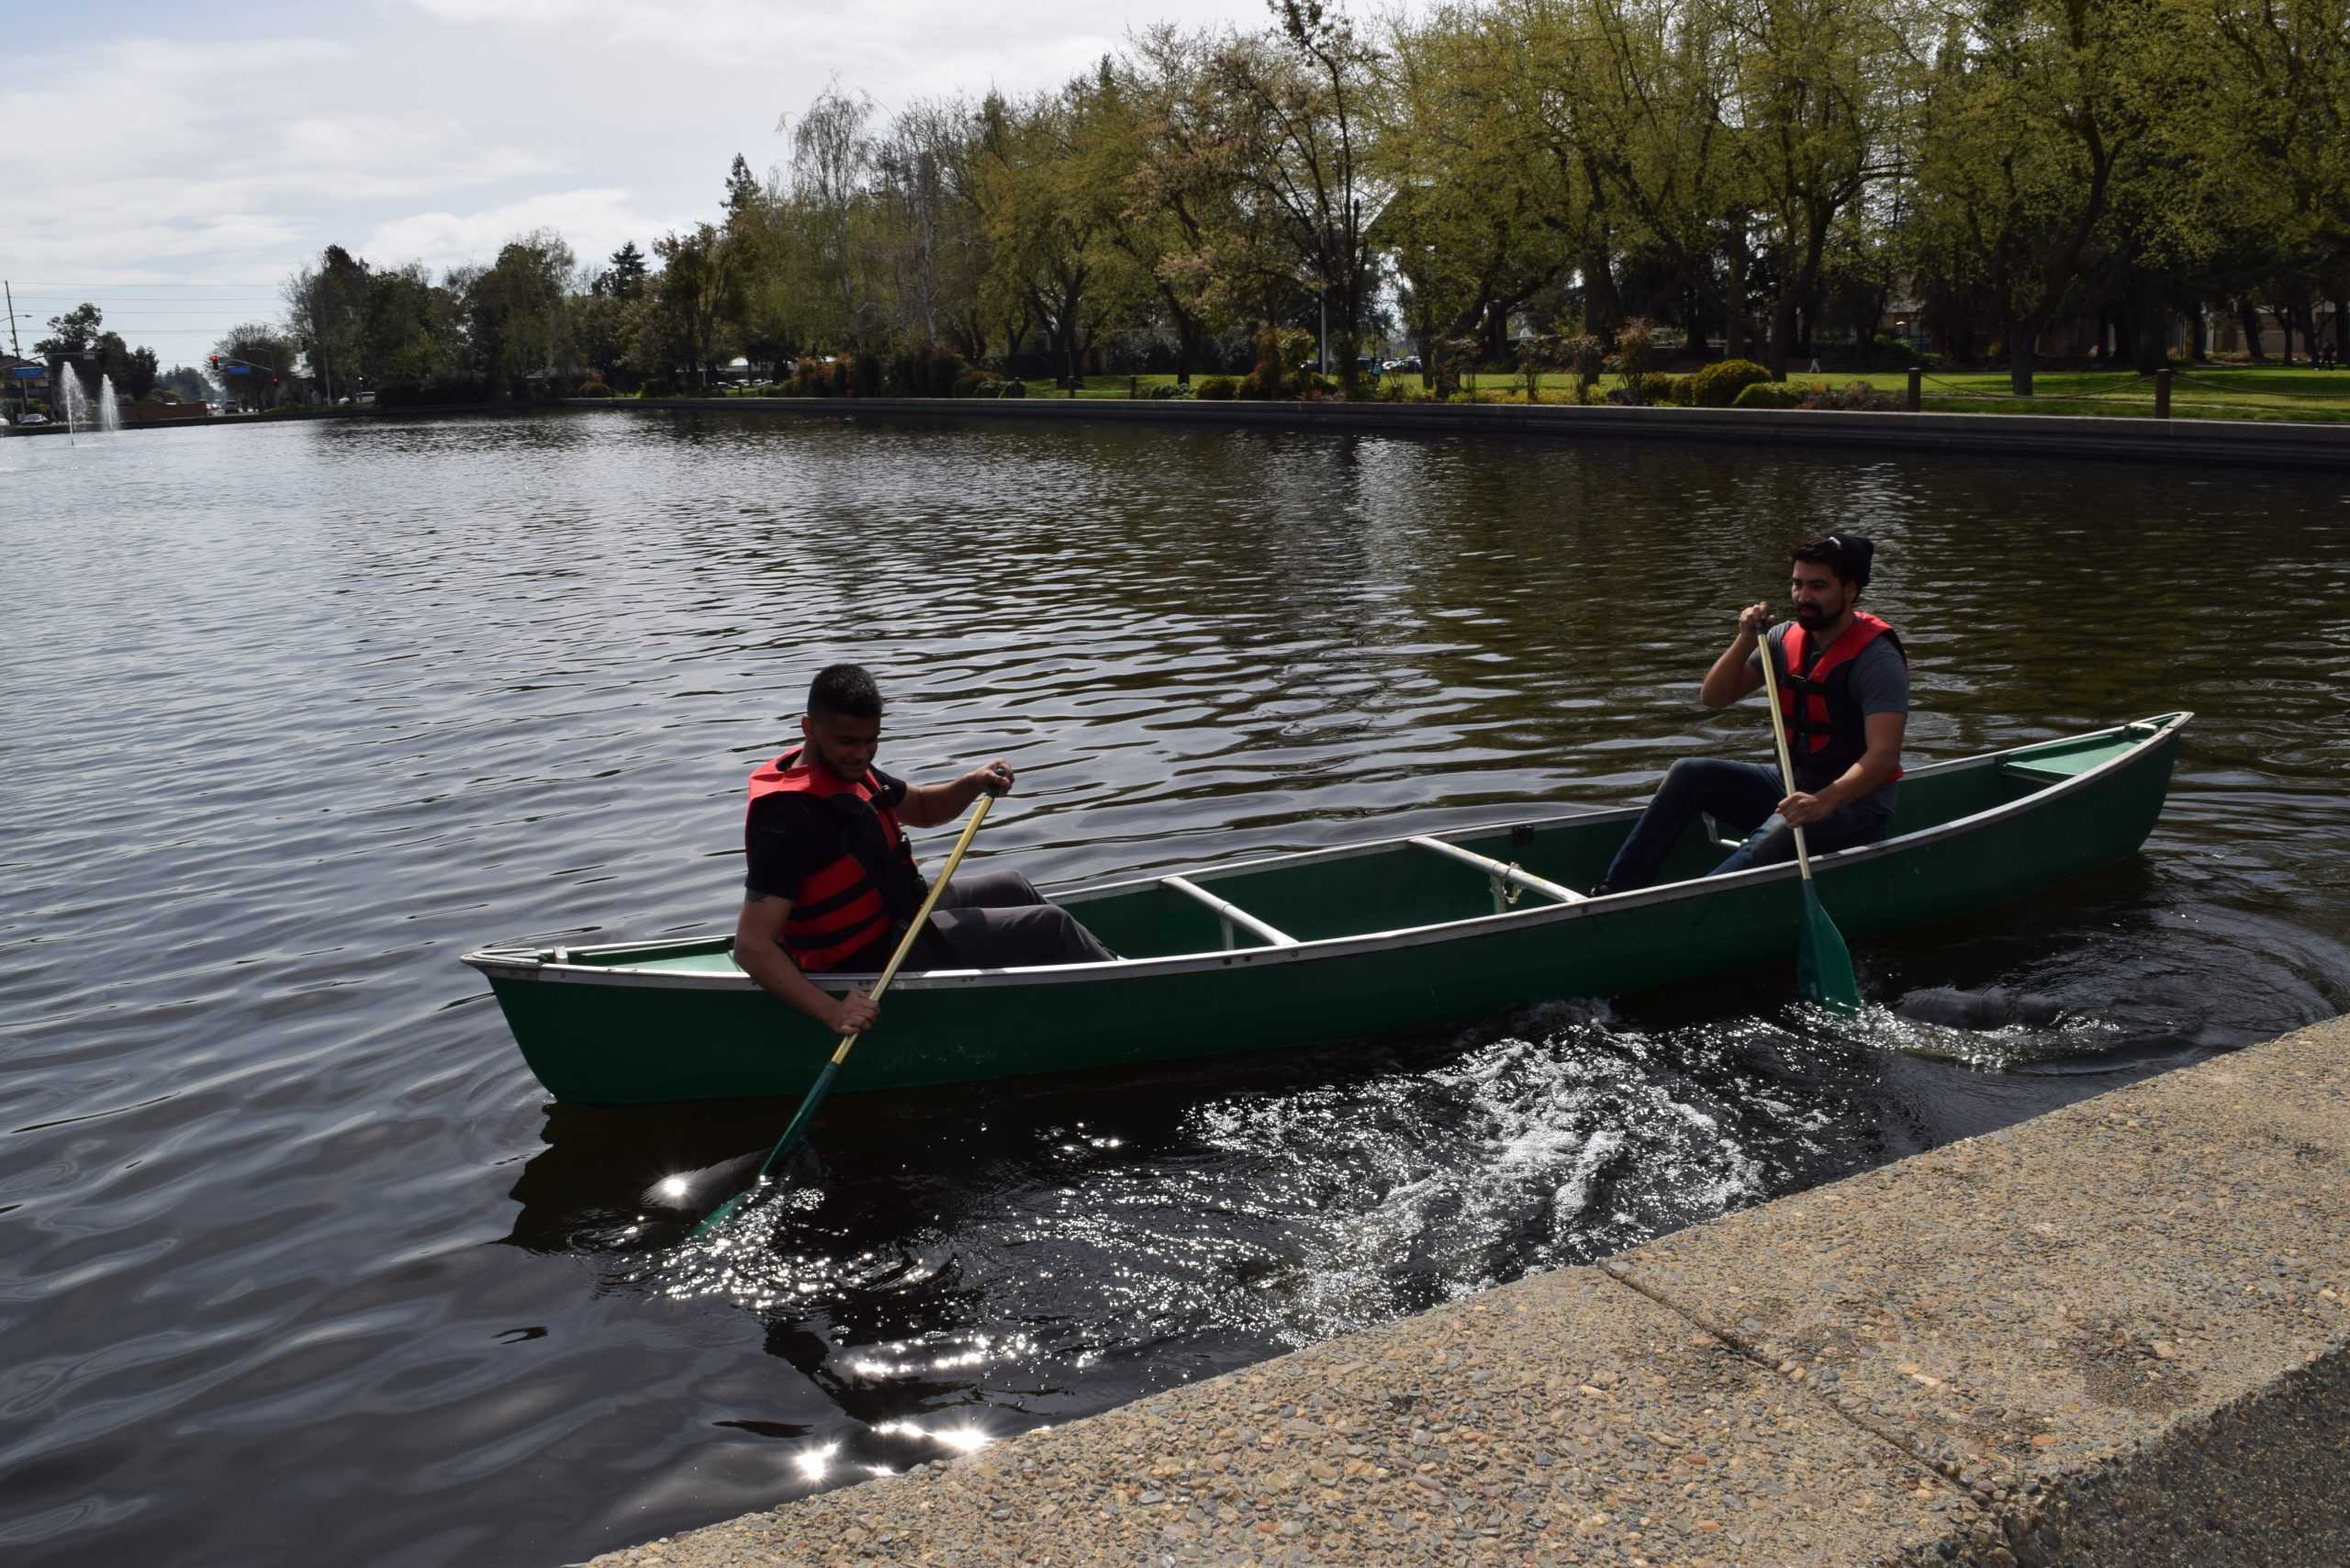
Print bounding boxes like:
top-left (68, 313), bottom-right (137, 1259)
top-left (1751, 624), bottom-right (1819, 882)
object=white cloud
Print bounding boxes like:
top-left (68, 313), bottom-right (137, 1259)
top-left (14, 0), bottom-right (1292, 342)
top-left (362, 187), bottom-right (687, 274)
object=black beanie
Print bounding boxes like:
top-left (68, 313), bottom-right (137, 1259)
top-left (1820, 532), bottom-right (1874, 588)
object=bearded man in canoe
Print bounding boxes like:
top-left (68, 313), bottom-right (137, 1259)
top-left (1595, 533), bottom-right (1908, 893)
top-left (733, 665), bottom-right (1114, 1034)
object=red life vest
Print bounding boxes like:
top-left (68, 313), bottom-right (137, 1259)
top-left (745, 747), bottom-right (923, 972)
top-left (1769, 612), bottom-right (1906, 792)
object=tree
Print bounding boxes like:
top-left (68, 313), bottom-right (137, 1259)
top-left (1706, 0), bottom-right (1911, 375)
top-left (123, 346), bottom-right (161, 400)
top-left (725, 152), bottom-right (763, 217)
top-left (285, 244), bottom-right (372, 401)
top-left (874, 97), bottom-right (990, 350)
top-left (605, 241), bottom-right (650, 300)
top-left (156, 364), bottom-right (216, 404)
top-left (462, 230), bottom-right (576, 393)
top-left (1121, 27), bottom-right (1275, 382)
top-left (360, 263), bottom-right (464, 393)
top-left (213, 322), bottom-right (301, 409)
top-left (791, 83), bottom-right (882, 349)
top-left (1377, 4), bottom-right (1578, 376)
top-left (647, 224), bottom-right (735, 384)
top-left (34, 303), bottom-right (103, 356)
top-left (1209, 1), bottom-right (1389, 393)
top-left (1908, 0), bottom-right (2170, 391)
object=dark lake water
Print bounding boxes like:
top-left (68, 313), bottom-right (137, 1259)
top-left (4, 409), bottom-right (2346, 1566)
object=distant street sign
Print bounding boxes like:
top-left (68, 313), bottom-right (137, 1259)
top-left (9, 366), bottom-right (41, 378)
top-left (223, 364), bottom-right (253, 375)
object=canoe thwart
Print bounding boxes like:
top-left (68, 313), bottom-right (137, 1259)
top-left (1406, 836), bottom-right (1587, 908)
top-left (1160, 875), bottom-right (1300, 949)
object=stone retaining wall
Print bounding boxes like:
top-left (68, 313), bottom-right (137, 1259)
top-left (605, 397), bottom-right (2350, 472)
top-left (586, 1015), bottom-right (2350, 1567)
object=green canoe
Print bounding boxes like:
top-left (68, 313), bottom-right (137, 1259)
top-left (463, 713), bottom-right (2188, 1105)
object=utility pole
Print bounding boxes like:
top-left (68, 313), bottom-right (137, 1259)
top-left (5, 280), bottom-right (24, 418)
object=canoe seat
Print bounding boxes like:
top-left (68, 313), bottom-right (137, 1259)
top-left (1407, 837), bottom-right (1586, 910)
top-left (1161, 875), bottom-right (1300, 950)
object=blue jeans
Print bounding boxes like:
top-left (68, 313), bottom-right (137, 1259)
top-left (1600, 757), bottom-right (1894, 892)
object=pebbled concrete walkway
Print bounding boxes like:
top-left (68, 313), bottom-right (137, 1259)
top-left (588, 1016), bottom-right (2350, 1567)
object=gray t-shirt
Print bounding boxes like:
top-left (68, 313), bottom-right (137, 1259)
top-left (1751, 624), bottom-right (1908, 807)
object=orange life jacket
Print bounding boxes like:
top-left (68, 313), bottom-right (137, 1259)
top-left (1769, 612), bottom-right (1906, 792)
top-left (745, 748), bottom-right (923, 971)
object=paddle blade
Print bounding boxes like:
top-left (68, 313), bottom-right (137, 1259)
top-left (1796, 883), bottom-right (1862, 1015)
top-left (643, 1150), bottom-right (767, 1215)
top-left (691, 1187), bottom-right (754, 1238)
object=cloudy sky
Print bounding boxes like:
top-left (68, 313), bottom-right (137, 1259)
top-left (1, 0), bottom-right (1280, 366)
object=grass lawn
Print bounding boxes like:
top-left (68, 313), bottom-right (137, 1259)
top-left (1007, 365), bottom-right (2350, 424)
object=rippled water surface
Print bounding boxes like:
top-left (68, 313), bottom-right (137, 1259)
top-left (5, 410), bottom-right (2346, 1565)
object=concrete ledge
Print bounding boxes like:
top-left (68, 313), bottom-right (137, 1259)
top-left (599, 397), bottom-right (2350, 472)
top-left (590, 1018), bottom-right (2349, 1567)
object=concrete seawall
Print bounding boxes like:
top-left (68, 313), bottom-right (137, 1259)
top-left (608, 396), bottom-right (2350, 473)
top-left (588, 1015), bottom-right (2350, 1567)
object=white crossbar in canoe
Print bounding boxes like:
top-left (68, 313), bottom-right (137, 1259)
top-left (1160, 875), bottom-right (1300, 949)
top-left (1407, 836), bottom-right (1587, 908)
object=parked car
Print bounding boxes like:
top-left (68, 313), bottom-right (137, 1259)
top-left (17, 410), bottom-right (49, 426)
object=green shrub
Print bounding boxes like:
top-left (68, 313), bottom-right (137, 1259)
top-left (1606, 372), bottom-right (1688, 406)
top-left (1239, 324), bottom-right (1315, 398)
top-left (575, 380), bottom-right (614, 398)
top-left (1733, 381), bottom-right (1810, 409)
top-left (1194, 375), bottom-right (1239, 400)
top-left (1689, 358), bottom-right (1773, 408)
top-left (1805, 380), bottom-right (1903, 411)
top-left (995, 377), bottom-right (1027, 398)
top-left (952, 367), bottom-right (996, 398)
top-left (889, 342), bottom-right (965, 397)
top-left (1872, 332), bottom-right (1920, 367)
top-left (1614, 319), bottom-right (1656, 385)
top-left (1149, 382), bottom-right (1192, 399)
top-left (1562, 333), bottom-right (1606, 402)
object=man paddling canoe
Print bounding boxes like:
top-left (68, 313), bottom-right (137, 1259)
top-left (1595, 533), bottom-right (1908, 893)
top-left (735, 664), bottom-right (1114, 1034)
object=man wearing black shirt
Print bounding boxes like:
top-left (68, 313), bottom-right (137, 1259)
top-left (1595, 534), bottom-right (1908, 893)
top-left (735, 665), bottom-right (1113, 1035)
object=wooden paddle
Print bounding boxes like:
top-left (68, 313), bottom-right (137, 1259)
top-left (1752, 626), bottom-right (1863, 1014)
top-left (693, 778), bottom-right (1005, 1236)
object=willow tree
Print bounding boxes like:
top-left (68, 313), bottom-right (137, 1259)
top-left (1377, 3), bottom-right (1578, 372)
top-left (1210, 1), bottom-right (1389, 391)
top-left (1708, 0), bottom-right (1914, 375)
top-left (1118, 27), bottom-right (1265, 384)
top-left (1908, 0), bottom-right (2177, 391)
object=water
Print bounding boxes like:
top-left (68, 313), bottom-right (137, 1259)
top-left (3, 410), bottom-right (2345, 1565)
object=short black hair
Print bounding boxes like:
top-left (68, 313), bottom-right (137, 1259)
top-left (1791, 533), bottom-right (1874, 590)
top-left (807, 664), bottom-right (882, 719)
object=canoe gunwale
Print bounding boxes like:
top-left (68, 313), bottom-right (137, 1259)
top-left (460, 713), bottom-right (2188, 995)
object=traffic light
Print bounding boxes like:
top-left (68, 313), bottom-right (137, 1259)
top-left (209, 354), bottom-right (218, 369)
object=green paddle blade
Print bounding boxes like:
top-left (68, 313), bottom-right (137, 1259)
top-left (691, 1188), bottom-right (753, 1238)
top-left (1796, 882), bottom-right (1862, 1014)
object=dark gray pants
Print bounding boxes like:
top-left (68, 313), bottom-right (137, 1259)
top-left (911, 870), bottom-right (1115, 969)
